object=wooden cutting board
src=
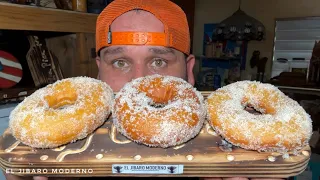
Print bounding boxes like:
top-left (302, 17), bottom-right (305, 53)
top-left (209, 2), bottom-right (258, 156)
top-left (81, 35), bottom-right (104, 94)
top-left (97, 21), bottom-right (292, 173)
top-left (0, 92), bottom-right (311, 178)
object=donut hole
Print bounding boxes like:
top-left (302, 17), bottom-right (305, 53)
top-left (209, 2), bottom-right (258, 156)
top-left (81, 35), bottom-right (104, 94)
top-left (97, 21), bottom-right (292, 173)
top-left (242, 98), bottom-right (270, 115)
top-left (244, 105), bottom-right (263, 115)
top-left (45, 92), bottom-right (77, 109)
top-left (144, 86), bottom-right (176, 109)
top-left (148, 101), bottom-right (167, 108)
top-left (55, 102), bottom-right (74, 110)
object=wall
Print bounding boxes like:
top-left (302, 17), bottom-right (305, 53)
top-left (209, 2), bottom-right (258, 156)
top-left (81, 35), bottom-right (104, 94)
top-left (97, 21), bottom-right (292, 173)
top-left (192, 0), bottom-right (320, 79)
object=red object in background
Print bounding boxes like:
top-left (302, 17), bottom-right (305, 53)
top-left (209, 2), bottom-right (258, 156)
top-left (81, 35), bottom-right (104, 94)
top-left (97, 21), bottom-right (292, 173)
top-left (222, 40), bottom-right (227, 51)
top-left (0, 50), bottom-right (23, 89)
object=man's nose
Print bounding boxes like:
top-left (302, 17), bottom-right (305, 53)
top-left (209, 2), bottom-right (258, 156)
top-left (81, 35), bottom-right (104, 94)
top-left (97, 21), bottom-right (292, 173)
top-left (132, 64), bottom-right (148, 79)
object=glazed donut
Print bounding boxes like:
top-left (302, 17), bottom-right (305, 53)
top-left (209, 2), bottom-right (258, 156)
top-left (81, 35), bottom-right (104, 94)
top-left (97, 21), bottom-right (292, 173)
top-left (206, 81), bottom-right (312, 153)
top-left (9, 77), bottom-right (114, 148)
top-left (112, 75), bottom-right (206, 148)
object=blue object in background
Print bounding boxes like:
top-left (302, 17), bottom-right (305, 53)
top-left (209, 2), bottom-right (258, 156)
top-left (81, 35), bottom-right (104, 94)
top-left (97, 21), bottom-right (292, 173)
top-left (203, 23), bottom-right (248, 70)
top-left (293, 160), bottom-right (320, 180)
top-left (203, 23), bottom-right (217, 56)
top-left (213, 74), bottom-right (221, 89)
top-left (201, 57), bottom-right (241, 69)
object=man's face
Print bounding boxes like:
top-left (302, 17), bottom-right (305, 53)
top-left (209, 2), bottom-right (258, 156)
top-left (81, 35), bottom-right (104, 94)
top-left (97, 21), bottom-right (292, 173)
top-left (96, 10), bottom-right (195, 92)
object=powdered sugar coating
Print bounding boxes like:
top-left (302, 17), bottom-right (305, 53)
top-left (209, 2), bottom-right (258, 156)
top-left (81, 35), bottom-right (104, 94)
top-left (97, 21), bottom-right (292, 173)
top-left (9, 77), bottom-right (114, 148)
top-left (206, 80), bottom-right (313, 153)
top-left (112, 75), bottom-right (206, 148)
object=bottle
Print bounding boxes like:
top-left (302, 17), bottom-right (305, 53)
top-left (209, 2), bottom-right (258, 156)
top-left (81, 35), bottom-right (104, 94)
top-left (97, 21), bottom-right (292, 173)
top-left (215, 43), bottom-right (223, 58)
top-left (205, 43), bottom-right (213, 58)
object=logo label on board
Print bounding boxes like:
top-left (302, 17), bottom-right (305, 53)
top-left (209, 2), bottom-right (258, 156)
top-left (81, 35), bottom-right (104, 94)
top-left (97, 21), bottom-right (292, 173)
top-left (112, 164), bottom-right (184, 174)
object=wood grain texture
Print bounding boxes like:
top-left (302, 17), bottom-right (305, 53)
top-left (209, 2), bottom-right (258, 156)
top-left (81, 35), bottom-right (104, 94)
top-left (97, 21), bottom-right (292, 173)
top-left (83, 33), bottom-right (99, 78)
top-left (75, 33), bottom-right (98, 78)
top-left (45, 34), bottom-right (77, 78)
top-left (0, 2), bottom-right (97, 33)
top-left (0, 120), bottom-right (310, 177)
top-left (45, 33), bottom-right (98, 78)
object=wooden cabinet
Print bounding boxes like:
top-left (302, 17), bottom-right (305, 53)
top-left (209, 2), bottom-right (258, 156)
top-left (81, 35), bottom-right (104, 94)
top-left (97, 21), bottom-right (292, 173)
top-left (0, 2), bottom-right (99, 79)
top-left (0, 2), bottom-right (97, 33)
top-left (0, 2), bottom-right (98, 102)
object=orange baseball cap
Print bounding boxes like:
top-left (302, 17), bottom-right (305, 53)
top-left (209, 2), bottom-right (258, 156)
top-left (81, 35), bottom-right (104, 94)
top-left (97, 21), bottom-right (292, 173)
top-left (96, 0), bottom-right (190, 56)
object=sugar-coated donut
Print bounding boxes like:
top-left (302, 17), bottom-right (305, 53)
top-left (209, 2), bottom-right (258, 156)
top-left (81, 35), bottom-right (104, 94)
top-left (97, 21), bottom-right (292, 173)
top-left (112, 75), bottom-right (206, 148)
top-left (206, 81), bottom-right (312, 153)
top-left (9, 77), bottom-right (114, 149)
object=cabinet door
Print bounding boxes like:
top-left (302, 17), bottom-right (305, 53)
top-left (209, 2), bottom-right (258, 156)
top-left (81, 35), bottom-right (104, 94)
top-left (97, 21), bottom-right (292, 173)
top-left (46, 33), bottom-right (98, 78)
top-left (171, 0), bottom-right (195, 53)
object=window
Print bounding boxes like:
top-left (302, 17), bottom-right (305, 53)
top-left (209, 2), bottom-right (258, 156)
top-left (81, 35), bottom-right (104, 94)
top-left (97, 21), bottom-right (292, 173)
top-left (272, 17), bottom-right (320, 78)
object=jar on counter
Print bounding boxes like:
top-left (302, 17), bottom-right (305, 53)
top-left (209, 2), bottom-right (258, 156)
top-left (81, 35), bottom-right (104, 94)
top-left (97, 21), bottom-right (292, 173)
top-left (72, 0), bottom-right (87, 12)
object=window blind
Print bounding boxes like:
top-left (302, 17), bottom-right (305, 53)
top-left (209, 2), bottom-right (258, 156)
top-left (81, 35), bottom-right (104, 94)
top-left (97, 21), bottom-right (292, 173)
top-left (272, 18), bottom-right (320, 78)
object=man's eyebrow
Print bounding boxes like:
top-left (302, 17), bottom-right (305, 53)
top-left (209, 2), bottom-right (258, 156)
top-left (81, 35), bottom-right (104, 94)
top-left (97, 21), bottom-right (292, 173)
top-left (103, 47), bottom-right (125, 56)
top-left (148, 47), bottom-right (175, 55)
